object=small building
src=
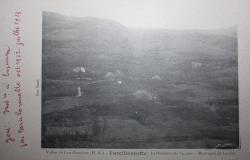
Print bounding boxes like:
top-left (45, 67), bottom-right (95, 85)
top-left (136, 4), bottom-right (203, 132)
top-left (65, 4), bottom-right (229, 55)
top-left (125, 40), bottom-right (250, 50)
top-left (77, 86), bottom-right (82, 97)
top-left (105, 72), bottom-right (115, 81)
top-left (73, 66), bottom-right (86, 73)
top-left (152, 75), bottom-right (162, 80)
top-left (191, 62), bottom-right (203, 68)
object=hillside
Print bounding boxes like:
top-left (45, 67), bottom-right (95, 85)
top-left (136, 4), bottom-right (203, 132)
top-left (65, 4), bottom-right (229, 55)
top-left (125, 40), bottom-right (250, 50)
top-left (42, 11), bottom-right (238, 149)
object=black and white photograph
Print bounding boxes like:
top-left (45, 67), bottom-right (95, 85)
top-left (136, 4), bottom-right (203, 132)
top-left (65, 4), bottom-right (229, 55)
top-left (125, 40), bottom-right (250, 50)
top-left (41, 11), bottom-right (239, 149)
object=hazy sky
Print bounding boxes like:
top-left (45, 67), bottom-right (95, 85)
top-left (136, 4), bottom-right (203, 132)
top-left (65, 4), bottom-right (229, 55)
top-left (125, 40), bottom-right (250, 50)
top-left (43, 0), bottom-right (246, 29)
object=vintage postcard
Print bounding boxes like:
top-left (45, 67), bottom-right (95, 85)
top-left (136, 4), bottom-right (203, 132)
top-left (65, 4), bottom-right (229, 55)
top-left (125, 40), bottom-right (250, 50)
top-left (0, 0), bottom-right (250, 160)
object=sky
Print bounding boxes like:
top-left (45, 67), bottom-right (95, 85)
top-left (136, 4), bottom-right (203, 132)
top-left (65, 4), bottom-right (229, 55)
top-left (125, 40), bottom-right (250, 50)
top-left (43, 0), bottom-right (246, 29)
